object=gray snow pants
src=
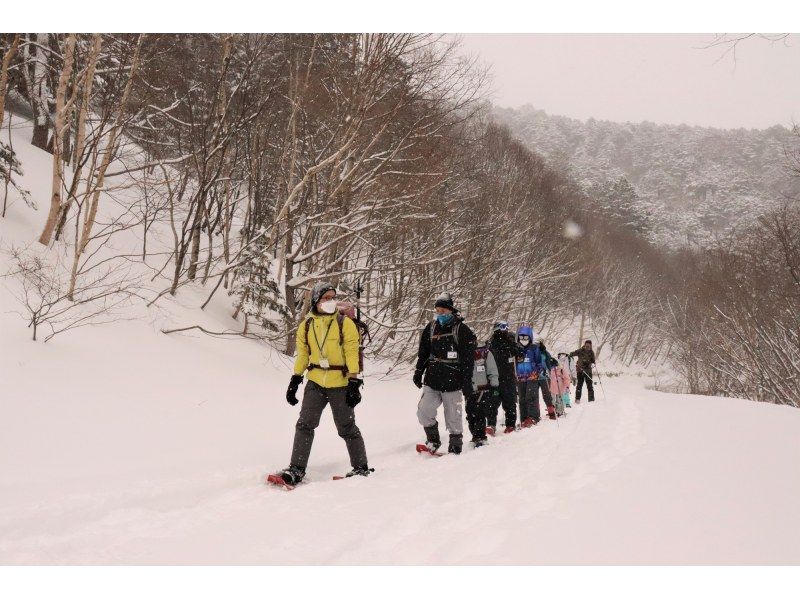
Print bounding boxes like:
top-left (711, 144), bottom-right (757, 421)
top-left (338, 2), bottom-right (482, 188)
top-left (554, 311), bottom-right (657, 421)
top-left (290, 380), bottom-right (368, 470)
top-left (417, 385), bottom-right (464, 435)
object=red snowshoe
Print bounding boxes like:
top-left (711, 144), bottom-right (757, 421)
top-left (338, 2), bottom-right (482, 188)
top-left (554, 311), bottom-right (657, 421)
top-left (485, 426), bottom-right (496, 437)
top-left (503, 426), bottom-right (515, 434)
top-left (266, 473), bottom-right (296, 491)
top-left (521, 417), bottom-right (535, 428)
top-left (333, 467), bottom-right (374, 480)
top-left (416, 443), bottom-right (443, 457)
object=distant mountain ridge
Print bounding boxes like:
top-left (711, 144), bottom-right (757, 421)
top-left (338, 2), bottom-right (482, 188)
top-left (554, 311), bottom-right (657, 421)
top-left (494, 105), bottom-right (800, 248)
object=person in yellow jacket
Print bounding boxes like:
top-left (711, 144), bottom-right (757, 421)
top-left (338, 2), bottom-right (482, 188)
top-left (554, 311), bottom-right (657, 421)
top-left (278, 281), bottom-right (370, 485)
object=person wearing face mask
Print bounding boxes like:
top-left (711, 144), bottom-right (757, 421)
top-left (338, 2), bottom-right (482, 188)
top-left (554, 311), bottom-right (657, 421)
top-left (276, 281), bottom-right (370, 486)
top-left (413, 292), bottom-right (477, 455)
top-left (486, 321), bottom-right (521, 435)
top-left (515, 326), bottom-right (557, 426)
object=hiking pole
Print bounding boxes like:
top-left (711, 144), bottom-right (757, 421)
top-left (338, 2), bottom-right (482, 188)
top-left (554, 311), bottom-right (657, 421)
top-left (355, 277), bottom-right (363, 323)
top-left (355, 277), bottom-right (365, 387)
top-left (594, 366), bottom-right (609, 402)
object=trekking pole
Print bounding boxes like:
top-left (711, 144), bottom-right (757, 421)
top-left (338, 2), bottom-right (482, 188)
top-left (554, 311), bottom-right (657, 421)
top-left (355, 278), bottom-right (365, 385)
top-left (594, 366), bottom-right (609, 402)
top-left (355, 277), bottom-right (363, 323)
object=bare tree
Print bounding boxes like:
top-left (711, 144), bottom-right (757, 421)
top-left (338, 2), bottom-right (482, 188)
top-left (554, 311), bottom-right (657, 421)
top-left (5, 246), bottom-right (138, 342)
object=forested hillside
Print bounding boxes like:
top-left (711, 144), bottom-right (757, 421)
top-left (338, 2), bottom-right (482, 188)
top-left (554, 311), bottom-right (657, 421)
top-left (1, 34), bottom-right (797, 406)
top-left (0, 34), bottom-right (665, 368)
top-left (494, 106), bottom-right (800, 248)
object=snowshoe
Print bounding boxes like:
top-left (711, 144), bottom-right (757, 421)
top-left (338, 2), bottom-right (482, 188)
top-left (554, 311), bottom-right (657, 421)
top-left (266, 465), bottom-right (305, 490)
top-left (416, 442), bottom-right (443, 457)
top-left (503, 426), bottom-right (515, 434)
top-left (281, 466), bottom-right (305, 485)
top-left (521, 417), bottom-right (535, 428)
top-left (266, 473), bottom-right (295, 490)
top-left (472, 438), bottom-right (487, 448)
top-left (333, 467), bottom-right (374, 480)
top-left (485, 426), bottom-right (496, 437)
top-left (346, 466), bottom-right (374, 477)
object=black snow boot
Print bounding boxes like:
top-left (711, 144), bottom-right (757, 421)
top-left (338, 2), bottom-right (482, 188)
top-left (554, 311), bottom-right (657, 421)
top-left (280, 465), bottom-right (306, 485)
top-left (424, 425), bottom-right (441, 453)
top-left (448, 433), bottom-right (463, 455)
top-left (345, 466), bottom-right (375, 478)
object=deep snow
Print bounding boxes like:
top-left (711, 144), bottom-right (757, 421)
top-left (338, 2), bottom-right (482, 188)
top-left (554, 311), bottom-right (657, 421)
top-left (2, 112), bottom-right (800, 565)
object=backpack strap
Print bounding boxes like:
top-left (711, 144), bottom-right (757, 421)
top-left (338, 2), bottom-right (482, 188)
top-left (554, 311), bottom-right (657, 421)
top-left (428, 319), bottom-right (462, 365)
top-left (338, 312), bottom-right (365, 374)
top-left (304, 317), bottom-right (313, 349)
top-left (430, 319), bottom-right (461, 345)
top-left (337, 312), bottom-right (346, 347)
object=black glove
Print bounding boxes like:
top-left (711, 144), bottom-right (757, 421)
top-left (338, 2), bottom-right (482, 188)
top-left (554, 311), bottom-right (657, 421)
top-left (462, 383), bottom-right (473, 398)
top-left (346, 378), bottom-right (364, 408)
top-left (286, 374), bottom-right (304, 406)
top-left (413, 369), bottom-right (424, 389)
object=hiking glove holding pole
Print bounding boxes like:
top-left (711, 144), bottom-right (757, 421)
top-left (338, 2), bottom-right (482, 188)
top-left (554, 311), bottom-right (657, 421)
top-left (286, 374), bottom-right (304, 406)
top-left (413, 368), bottom-right (424, 389)
top-left (346, 378), bottom-right (364, 408)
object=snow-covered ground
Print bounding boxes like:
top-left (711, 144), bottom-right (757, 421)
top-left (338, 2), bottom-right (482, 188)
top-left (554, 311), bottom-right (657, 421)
top-left (3, 347), bottom-right (799, 565)
top-left (2, 113), bottom-right (800, 565)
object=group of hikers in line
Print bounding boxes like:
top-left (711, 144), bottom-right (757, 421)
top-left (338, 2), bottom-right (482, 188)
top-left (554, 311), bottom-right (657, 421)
top-left (275, 282), bottom-right (598, 487)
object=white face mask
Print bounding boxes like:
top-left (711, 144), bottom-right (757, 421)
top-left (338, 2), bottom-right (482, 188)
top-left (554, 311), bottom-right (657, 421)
top-left (319, 299), bottom-right (337, 314)
top-left (519, 338), bottom-right (530, 346)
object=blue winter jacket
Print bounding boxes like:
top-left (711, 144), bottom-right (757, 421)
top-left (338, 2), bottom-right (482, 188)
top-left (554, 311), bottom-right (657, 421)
top-left (515, 326), bottom-right (548, 381)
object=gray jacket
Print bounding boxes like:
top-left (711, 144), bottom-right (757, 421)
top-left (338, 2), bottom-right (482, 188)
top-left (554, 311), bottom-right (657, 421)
top-left (472, 346), bottom-right (499, 392)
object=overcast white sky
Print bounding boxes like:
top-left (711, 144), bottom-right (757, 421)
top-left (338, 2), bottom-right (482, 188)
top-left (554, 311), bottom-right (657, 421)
top-left (459, 33), bottom-right (800, 129)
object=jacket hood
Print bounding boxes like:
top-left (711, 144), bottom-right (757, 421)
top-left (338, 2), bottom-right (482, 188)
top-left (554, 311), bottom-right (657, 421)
top-left (517, 325), bottom-right (534, 340)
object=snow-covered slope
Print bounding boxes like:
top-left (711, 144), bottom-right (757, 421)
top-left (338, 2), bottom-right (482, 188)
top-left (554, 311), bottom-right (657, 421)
top-left (3, 344), bottom-right (799, 565)
top-left (2, 115), bottom-right (799, 565)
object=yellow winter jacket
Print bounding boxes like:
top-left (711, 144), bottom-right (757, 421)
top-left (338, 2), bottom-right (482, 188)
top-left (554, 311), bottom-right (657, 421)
top-left (293, 312), bottom-right (360, 388)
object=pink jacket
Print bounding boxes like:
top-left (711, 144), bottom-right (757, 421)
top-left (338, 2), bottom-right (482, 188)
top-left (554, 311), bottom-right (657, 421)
top-left (549, 365), bottom-right (571, 397)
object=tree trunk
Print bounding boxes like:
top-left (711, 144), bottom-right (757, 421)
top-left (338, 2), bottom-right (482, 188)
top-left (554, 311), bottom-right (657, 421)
top-left (55, 34), bottom-right (102, 241)
top-left (75, 34), bottom-right (143, 256)
top-left (28, 34), bottom-right (53, 152)
top-left (39, 34), bottom-right (77, 247)
top-left (187, 216), bottom-right (202, 280)
top-left (0, 34), bottom-right (21, 130)
top-left (67, 35), bottom-right (143, 299)
top-left (31, 122), bottom-right (49, 151)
